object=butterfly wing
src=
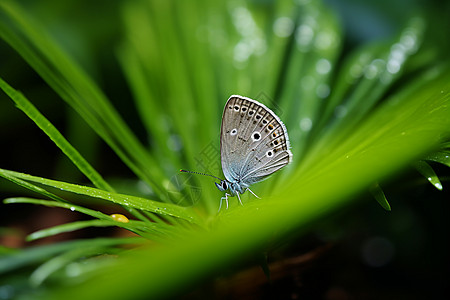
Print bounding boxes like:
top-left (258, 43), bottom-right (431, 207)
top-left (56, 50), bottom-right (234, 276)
top-left (220, 95), bottom-right (292, 187)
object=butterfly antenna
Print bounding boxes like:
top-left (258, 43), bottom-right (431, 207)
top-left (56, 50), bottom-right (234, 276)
top-left (179, 169), bottom-right (222, 181)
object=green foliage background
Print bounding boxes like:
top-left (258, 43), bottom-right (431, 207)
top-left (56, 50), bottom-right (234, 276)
top-left (0, 0), bottom-right (449, 299)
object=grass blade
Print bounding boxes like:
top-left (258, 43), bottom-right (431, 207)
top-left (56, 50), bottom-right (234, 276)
top-left (0, 169), bottom-right (203, 225)
top-left (369, 183), bottom-right (391, 211)
top-left (26, 219), bottom-right (142, 242)
top-left (0, 1), bottom-right (167, 199)
top-left (413, 161), bottom-right (443, 190)
top-left (0, 237), bottom-right (145, 275)
top-left (0, 170), bottom-right (66, 202)
top-left (0, 77), bottom-right (113, 192)
top-left (44, 60), bottom-right (450, 300)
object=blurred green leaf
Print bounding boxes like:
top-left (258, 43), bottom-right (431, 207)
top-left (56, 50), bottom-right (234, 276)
top-left (370, 183), bottom-right (391, 211)
top-left (0, 0), bottom-right (167, 199)
top-left (26, 220), bottom-right (130, 242)
top-left (0, 238), bottom-right (144, 275)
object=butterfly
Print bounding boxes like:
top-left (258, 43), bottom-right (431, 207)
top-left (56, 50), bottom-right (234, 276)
top-left (181, 95), bottom-right (292, 210)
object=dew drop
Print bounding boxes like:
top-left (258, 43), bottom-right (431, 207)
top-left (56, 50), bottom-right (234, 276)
top-left (111, 214), bottom-right (130, 223)
top-left (316, 83), bottom-right (330, 98)
top-left (316, 58), bottom-right (332, 74)
top-left (386, 59), bottom-right (401, 74)
top-left (434, 183), bottom-right (443, 190)
top-left (299, 118), bottom-right (312, 131)
top-left (65, 263), bottom-right (82, 277)
top-left (295, 24), bottom-right (314, 49)
top-left (315, 31), bottom-right (334, 50)
top-left (273, 17), bottom-right (294, 38)
top-left (334, 105), bottom-right (347, 118)
top-left (364, 59), bottom-right (385, 79)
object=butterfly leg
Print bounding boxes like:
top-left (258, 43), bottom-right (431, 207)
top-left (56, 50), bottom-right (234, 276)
top-left (218, 193), bottom-right (230, 212)
top-left (246, 188), bottom-right (261, 199)
top-left (236, 193), bottom-right (244, 206)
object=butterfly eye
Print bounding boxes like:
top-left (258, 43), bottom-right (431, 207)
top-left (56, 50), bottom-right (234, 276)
top-left (256, 115), bottom-right (262, 120)
top-left (222, 181), bottom-right (228, 190)
top-left (266, 150), bottom-right (273, 157)
top-left (242, 107), bottom-right (247, 112)
top-left (249, 110), bottom-right (255, 116)
top-left (272, 132), bottom-right (277, 138)
top-left (234, 105), bottom-right (240, 111)
top-left (230, 128), bottom-right (238, 136)
top-left (268, 124), bottom-right (274, 130)
top-left (215, 181), bottom-right (228, 192)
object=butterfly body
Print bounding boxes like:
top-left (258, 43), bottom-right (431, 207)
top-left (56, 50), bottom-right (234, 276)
top-left (216, 95), bottom-right (292, 209)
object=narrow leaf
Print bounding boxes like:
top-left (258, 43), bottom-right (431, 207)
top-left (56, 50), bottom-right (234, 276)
top-left (369, 183), bottom-right (391, 211)
top-left (0, 237), bottom-right (145, 275)
top-left (0, 77), bottom-right (114, 192)
top-left (27, 220), bottom-right (136, 242)
top-left (424, 150), bottom-right (450, 168)
top-left (413, 161), bottom-right (443, 190)
top-left (1, 169), bottom-right (203, 225)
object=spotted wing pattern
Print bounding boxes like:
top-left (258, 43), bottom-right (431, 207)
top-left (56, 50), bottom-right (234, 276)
top-left (220, 95), bottom-right (292, 187)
